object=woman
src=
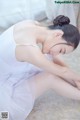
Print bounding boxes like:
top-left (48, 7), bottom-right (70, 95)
top-left (0, 15), bottom-right (80, 120)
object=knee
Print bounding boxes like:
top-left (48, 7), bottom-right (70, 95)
top-left (42, 72), bottom-right (58, 88)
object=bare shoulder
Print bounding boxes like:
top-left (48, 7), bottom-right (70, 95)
top-left (14, 20), bottom-right (40, 28)
top-left (13, 20), bottom-right (39, 44)
top-left (13, 20), bottom-right (40, 36)
top-left (23, 20), bottom-right (40, 25)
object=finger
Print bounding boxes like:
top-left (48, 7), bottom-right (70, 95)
top-left (75, 81), bottom-right (80, 90)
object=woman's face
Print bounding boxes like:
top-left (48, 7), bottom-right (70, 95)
top-left (42, 30), bottom-right (74, 56)
top-left (49, 43), bottom-right (74, 56)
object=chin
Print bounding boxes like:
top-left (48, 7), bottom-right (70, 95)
top-left (42, 49), bottom-right (45, 54)
top-left (42, 49), bottom-right (48, 54)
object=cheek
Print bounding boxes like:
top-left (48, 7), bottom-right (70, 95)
top-left (66, 47), bottom-right (74, 54)
top-left (52, 46), bottom-right (61, 52)
top-left (50, 47), bottom-right (60, 55)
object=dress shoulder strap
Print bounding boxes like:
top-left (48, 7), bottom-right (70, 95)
top-left (16, 43), bottom-right (39, 48)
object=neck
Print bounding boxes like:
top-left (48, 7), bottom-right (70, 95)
top-left (36, 26), bottom-right (55, 54)
top-left (36, 26), bottom-right (49, 44)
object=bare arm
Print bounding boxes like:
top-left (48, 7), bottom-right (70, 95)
top-left (17, 46), bottom-right (67, 76)
top-left (50, 54), bottom-right (80, 89)
top-left (53, 55), bottom-right (69, 67)
top-left (16, 45), bottom-right (80, 82)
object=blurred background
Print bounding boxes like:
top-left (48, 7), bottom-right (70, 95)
top-left (0, 0), bottom-right (80, 33)
top-left (0, 0), bottom-right (80, 120)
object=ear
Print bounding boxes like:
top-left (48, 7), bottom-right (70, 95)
top-left (53, 30), bottom-right (64, 37)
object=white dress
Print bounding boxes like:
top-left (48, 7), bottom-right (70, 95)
top-left (0, 25), bottom-right (44, 120)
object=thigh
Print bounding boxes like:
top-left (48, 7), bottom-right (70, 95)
top-left (27, 71), bottom-right (58, 99)
top-left (27, 71), bottom-right (76, 100)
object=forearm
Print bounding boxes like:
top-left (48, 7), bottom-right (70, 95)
top-left (37, 58), bottom-right (79, 83)
top-left (53, 59), bottom-right (68, 67)
top-left (53, 56), bottom-right (69, 68)
top-left (38, 59), bottom-right (68, 78)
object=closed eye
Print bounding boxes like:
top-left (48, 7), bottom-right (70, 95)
top-left (60, 49), bottom-right (66, 54)
top-left (60, 49), bottom-right (62, 53)
top-left (63, 49), bottom-right (66, 54)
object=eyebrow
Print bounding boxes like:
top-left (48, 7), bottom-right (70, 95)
top-left (50, 43), bottom-right (72, 50)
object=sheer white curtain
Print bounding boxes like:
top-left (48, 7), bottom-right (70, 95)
top-left (45, 0), bottom-right (77, 26)
top-left (29, 0), bottom-right (46, 17)
top-left (0, 0), bottom-right (46, 34)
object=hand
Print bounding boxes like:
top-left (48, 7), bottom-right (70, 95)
top-left (68, 70), bottom-right (80, 90)
top-left (75, 81), bottom-right (80, 90)
top-left (63, 68), bottom-right (80, 87)
top-left (73, 74), bottom-right (80, 90)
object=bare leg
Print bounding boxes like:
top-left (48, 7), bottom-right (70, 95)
top-left (28, 72), bottom-right (80, 100)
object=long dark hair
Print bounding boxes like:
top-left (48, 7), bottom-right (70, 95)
top-left (48, 15), bottom-right (80, 49)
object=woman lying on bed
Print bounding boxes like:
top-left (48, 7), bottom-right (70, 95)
top-left (0, 15), bottom-right (80, 120)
